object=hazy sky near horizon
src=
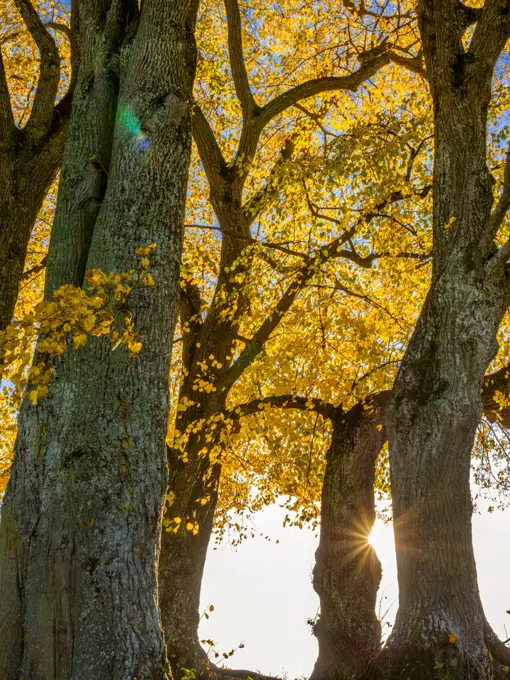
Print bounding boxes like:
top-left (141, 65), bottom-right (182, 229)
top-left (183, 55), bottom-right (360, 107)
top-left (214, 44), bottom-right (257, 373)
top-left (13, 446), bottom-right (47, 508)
top-left (199, 500), bottom-right (510, 679)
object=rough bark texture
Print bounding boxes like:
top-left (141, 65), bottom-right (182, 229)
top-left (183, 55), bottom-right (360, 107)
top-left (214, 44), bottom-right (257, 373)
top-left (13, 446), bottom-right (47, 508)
top-left (311, 398), bottom-right (388, 680)
top-left (363, 3), bottom-right (510, 678)
top-left (0, 0), bottom-right (197, 677)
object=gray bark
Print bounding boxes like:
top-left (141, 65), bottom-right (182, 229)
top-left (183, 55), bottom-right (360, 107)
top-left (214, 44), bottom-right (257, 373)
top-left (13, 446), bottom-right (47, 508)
top-left (363, 3), bottom-right (510, 677)
top-left (311, 399), bottom-right (387, 680)
top-left (0, 0), bottom-right (198, 677)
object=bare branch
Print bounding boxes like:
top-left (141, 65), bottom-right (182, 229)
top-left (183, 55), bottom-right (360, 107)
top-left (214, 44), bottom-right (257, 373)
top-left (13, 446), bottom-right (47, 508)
top-left (192, 103), bottom-right (228, 188)
top-left (257, 50), bottom-right (392, 130)
top-left (14, 0), bottom-right (60, 142)
top-left (227, 394), bottom-right (336, 420)
top-left (224, 0), bottom-right (256, 118)
top-left (484, 147), bottom-right (510, 263)
top-left (45, 21), bottom-right (71, 41)
top-left (468, 0), bottom-right (510, 74)
top-left (0, 48), bottom-right (15, 156)
top-left (242, 138), bottom-right (295, 224)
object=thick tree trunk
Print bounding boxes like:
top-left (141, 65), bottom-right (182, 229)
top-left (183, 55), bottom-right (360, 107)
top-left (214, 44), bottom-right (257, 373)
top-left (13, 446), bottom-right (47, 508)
top-left (0, 0), bottom-right (197, 677)
top-left (363, 4), bottom-right (510, 677)
top-left (376, 286), bottom-right (507, 679)
top-left (311, 399), bottom-right (387, 680)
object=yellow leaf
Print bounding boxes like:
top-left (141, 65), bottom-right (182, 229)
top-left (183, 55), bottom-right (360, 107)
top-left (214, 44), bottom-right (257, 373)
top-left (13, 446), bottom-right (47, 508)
top-left (73, 333), bottom-right (87, 349)
top-left (82, 315), bottom-right (96, 332)
top-left (448, 632), bottom-right (457, 644)
top-left (128, 340), bottom-right (143, 356)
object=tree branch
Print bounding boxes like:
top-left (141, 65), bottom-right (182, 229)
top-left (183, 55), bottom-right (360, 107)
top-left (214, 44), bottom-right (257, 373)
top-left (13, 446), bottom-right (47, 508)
top-left (468, 0), bottom-right (510, 75)
top-left (224, 0), bottom-right (256, 119)
top-left (21, 256), bottom-right (46, 280)
top-left (242, 139), bottom-right (295, 225)
top-left (227, 394), bottom-right (336, 420)
top-left (484, 147), bottom-right (510, 267)
top-left (0, 47), bottom-right (15, 157)
top-left (45, 21), bottom-right (71, 41)
top-left (230, 46), bottom-right (395, 193)
top-left (227, 363), bottom-right (510, 434)
top-left (14, 0), bottom-right (60, 142)
top-left (192, 103), bottom-right (228, 188)
top-left (257, 50), bottom-right (392, 131)
top-left (389, 51), bottom-right (427, 80)
top-left (482, 364), bottom-right (510, 428)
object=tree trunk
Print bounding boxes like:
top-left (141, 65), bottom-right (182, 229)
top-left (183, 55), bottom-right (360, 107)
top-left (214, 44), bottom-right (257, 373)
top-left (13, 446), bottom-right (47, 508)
top-left (376, 287), bottom-right (507, 679)
top-left (363, 4), bottom-right (510, 677)
top-left (0, 0), bottom-right (197, 677)
top-left (311, 399), bottom-right (387, 680)
top-left (159, 192), bottom-right (252, 676)
top-left (160, 435), bottom-right (222, 678)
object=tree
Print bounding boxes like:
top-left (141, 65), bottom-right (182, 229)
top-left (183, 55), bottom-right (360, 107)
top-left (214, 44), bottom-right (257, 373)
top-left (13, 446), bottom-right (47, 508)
top-left (0, 0), bottom-right (198, 676)
top-left (0, 0), bottom-right (73, 331)
top-left (157, 2), bottom-right (428, 675)
top-left (228, 360), bottom-right (510, 680)
top-left (360, 2), bottom-right (510, 677)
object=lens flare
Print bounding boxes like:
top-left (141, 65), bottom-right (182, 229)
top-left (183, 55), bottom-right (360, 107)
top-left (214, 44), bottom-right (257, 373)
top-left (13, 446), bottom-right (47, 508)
top-left (120, 105), bottom-right (152, 150)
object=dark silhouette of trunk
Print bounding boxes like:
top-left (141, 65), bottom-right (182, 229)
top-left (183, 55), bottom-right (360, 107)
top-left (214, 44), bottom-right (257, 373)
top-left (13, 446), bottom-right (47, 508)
top-left (0, 0), bottom-right (75, 331)
top-left (363, 3), bottom-right (510, 678)
top-left (311, 397), bottom-right (388, 680)
top-left (0, 0), bottom-right (198, 676)
top-left (160, 206), bottom-right (252, 677)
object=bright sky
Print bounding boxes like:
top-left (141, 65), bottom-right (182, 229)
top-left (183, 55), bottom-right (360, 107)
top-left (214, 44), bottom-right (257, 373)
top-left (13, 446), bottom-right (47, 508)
top-left (200, 501), bottom-right (510, 679)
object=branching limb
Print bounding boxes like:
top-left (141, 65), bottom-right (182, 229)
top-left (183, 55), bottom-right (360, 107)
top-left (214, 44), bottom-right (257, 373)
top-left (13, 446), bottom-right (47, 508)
top-left (482, 363), bottom-right (510, 428)
top-left (45, 21), bottom-right (71, 40)
top-left (0, 49), bottom-right (15, 157)
top-left (242, 138), bottom-right (295, 225)
top-left (227, 393), bottom-right (336, 420)
top-left (484, 620), bottom-right (510, 667)
top-left (457, 1), bottom-right (483, 28)
top-left (231, 45), bottom-right (395, 192)
top-left (21, 255), bottom-right (47, 280)
top-left (14, 0), bottom-right (60, 142)
top-left (192, 103), bottom-right (228, 188)
top-left (180, 279), bottom-right (204, 371)
top-left (389, 51), bottom-right (427, 79)
top-left (224, 0), bottom-right (257, 119)
top-left (484, 148), bottom-right (510, 267)
top-left (257, 50), bottom-right (392, 131)
top-left (468, 0), bottom-right (510, 76)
